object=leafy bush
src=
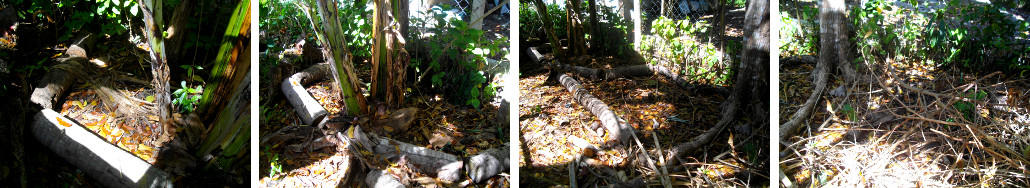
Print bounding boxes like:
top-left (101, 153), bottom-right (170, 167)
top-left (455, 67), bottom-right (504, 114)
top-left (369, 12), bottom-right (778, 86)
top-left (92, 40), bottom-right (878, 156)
top-left (852, 0), bottom-right (1030, 73)
top-left (778, 5), bottom-right (818, 56)
top-left (641, 17), bottom-right (729, 85)
top-left (412, 5), bottom-right (505, 109)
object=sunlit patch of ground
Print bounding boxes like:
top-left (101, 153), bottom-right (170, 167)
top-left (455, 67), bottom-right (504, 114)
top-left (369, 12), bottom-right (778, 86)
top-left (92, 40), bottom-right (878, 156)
top-left (518, 59), bottom-right (751, 185)
top-left (780, 39), bottom-right (1030, 188)
top-left (60, 88), bottom-right (164, 163)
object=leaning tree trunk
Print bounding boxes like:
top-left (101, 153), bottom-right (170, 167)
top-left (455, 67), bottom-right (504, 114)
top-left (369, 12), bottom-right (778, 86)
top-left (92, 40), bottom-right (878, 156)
top-left (781, 0), bottom-right (852, 139)
top-left (665, 0), bottom-right (768, 166)
top-left (195, 0), bottom-right (252, 170)
top-left (370, 0), bottom-right (409, 108)
top-left (531, 0), bottom-right (565, 59)
top-left (295, 0), bottom-right (368, 116)
top-left (136, 0), bottom-right (173, 142)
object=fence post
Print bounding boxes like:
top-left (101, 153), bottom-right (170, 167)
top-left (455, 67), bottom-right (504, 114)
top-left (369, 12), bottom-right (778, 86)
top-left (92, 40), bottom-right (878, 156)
top-left (633, 0), bottom-right (641, 47)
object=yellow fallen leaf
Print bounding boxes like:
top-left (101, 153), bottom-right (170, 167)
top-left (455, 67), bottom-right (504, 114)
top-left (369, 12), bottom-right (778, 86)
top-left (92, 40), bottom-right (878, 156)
top-left (138, 144), bottom-right (154, 153)
top-left (110, 128), bottom-right (124, 137)
top-left (56, 117), bottom-right (72, 127)
top-left (383, 126), bottom-right (394, 132)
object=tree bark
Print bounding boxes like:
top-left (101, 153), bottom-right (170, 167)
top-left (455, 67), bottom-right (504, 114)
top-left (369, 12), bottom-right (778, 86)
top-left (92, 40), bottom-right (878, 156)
top-left (137, 0), bottom-right (174, 140)
top-left (370, 0), bottom-right (409, 108)
top-left (197, 0), bottom-right (251, 122)
top-left (665, 0), bottom-right (768, 166)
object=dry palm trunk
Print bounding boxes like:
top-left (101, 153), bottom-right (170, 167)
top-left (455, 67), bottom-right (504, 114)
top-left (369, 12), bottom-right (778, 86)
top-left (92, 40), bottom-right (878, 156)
top-left (282, 63), bottom-right (332, 125)
top-left (295, 0), bottom-right (368, 116)
top-left (565, 0), bottom-right (587, 56)
top-left (530, 47), bottom-right (728, 94)
top-left (136, 0), bottom-right (174, 144)
top-left (370, 0), bottom-right (409, 108)
top-left (781, 0), bottom-right (852, 140)
top-left (666, 0), bottom-right (768, 166)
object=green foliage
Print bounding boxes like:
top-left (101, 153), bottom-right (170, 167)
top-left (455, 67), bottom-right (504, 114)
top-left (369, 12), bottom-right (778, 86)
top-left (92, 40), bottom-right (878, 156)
top-left (851, 0), bottom-right (1030, 72)
top-left (337, 0), bottom-right (373, 58)
top-left (14, 0), bottom-right (138, 41)
top-left (518, 3), bottom-right (568, 41)
top-left (266, 151), bottom-right (282, 176)
top-left (260, 0), bottom-right (310, 53)
top-left (841, 103), bottom-right (856, 121)
top-left (951, 90), bottom-right (987, 122)
top-left (260, 0), bottom-right (373, 58)
top-left (173, 80), bottom-right (203, 113)
top-left (778, 5), bottom-right (818, 56)
top-left (641, 17), bottom-right (728, 85)
top-left (412, 5), bottom-right (505, 109)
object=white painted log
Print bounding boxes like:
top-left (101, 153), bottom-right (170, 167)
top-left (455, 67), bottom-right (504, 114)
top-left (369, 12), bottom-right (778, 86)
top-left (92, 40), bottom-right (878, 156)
top-left (281, 64), bottom-right (331, 126)
top-left (31, 109), bottom-right (172, 188)
top-left (468, 142), bottom-right (509, 183)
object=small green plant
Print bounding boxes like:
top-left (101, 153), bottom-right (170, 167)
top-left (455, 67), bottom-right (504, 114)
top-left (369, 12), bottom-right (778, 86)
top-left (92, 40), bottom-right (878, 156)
top-left (268, 152), bottom-right (282, 176)
top-left (172, 81), bottom-right (203, 113)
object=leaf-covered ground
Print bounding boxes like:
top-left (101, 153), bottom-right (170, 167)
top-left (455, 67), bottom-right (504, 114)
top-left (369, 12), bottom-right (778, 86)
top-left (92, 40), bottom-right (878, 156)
top-left (518, 54), bottom-right (768, 187)
top-left (779, 1), bottom-right (1030, 186)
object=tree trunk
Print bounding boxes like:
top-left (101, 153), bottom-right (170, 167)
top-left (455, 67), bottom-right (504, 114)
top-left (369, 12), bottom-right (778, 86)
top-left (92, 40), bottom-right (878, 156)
top-left (558, 74), bottom-right (634, 145)
top-left (781, 0), bottom-right (852, 139)
top-left (296, 0), bottom-right (369, 116)
top-left (566, 0), bottom-right (588, 56)
top-left (282, 63), bottom-right (332, 125)
top-left (816, 0), bottom-right (856, 81)
top-left (531, 0), bottom-right (565, 58)
top-left (136, 0), bottom-right (173, 136)
top-left (370, 0), bottom-right (409, 108)
top-left (32, 109), bottom-right (173, 187)
top-left (164, 0), bottom-right (194, 65)
top-left (665, 0), bottom-right (768, 166)
top-left (30, 33), bottom-right (96, 109)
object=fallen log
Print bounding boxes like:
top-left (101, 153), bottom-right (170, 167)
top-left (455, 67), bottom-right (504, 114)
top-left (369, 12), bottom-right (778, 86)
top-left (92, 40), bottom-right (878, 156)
top-left (281, 63), bottom-right (332, 126)
top-left (342, 125), bottom-right (510, 185)
top-left (30, 33), bottom-right (96, 109)
top-left (32, 109), bottom-right (173, 187)
top-left (558, 74), bottom-right (634, 145)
